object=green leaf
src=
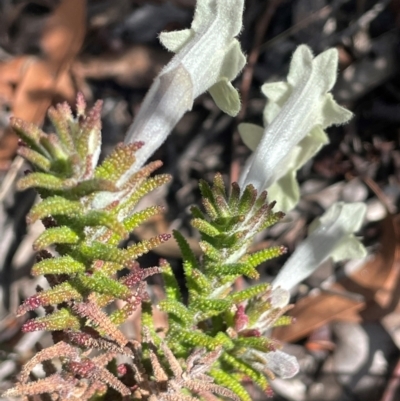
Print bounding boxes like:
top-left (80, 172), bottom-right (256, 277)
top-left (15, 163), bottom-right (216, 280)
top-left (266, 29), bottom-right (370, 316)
top-left (173, 230), bottom-right (199, 269)
top-left (228, 283), bottom-right (270, 304)
top-left (80, 210), bottom-right (128, 239)
top-left (17, 282), bottom-right (83, 316)
top-left (234, 336), bottom-right (274, 353)
top-left (33, 226), bottom-right (81, 251)
top-left (77, 242), bottom-right (125, 265)
top-left (22, 308), bottom-right (80, 332)
top-left (18, 173), bottom-right (74, 192)
top-left (159, 299), bottom-right (194, 325)
top-left (10, 117), bottom-right (50, 157)
top-left (210, 262), bottom-right (259, 280)
top-left (222, 353), bottom-right (269, 391)
top-left (238, 185), bottom-right (257, 215)
top-left (123, 205), bottom-right (164, 232)
top-left (17, 147), bottom-right (51, 172)
top-left (27, 196), bottom-right (82, 224)
top-left (210, 369), bottom-right (251, 401)
top-left (161, 260), bottom-right (183, 303)
top-left (191, 218), bottom-right (220, 237)
top-left (168, 324), bottom-right (224, 350)
top-left (244, 246), bottom-right (286, 269)
top-left (189, 298), bottom-right (231, 322)
top-left (47, 103), bottom-right (75, 153)
top-left (32, 255), bottom-right (86, 276)
top-left (141, 301), bottom-right (161, 346)
top-left (186, 265), bottom-right (212, 297)
top-left (75, 271), bottom-right (129, 298)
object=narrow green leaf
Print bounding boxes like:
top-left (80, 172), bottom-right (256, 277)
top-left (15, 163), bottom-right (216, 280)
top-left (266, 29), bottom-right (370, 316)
top-left (33, 226), bottom-right (80, 251)
top-left (238, 185), bottom-right (257, 215)
top-left (244, 246), bottom-right (287, 269)
top-left (173, 230), bottom-right (199, 269)
top-left (17, 147), bottom-right (51, 172)
top-left (75, 271), bottom-right (129, 299)
top-left (22, 308), bottom-right (80, 332)
top-left (123, 205), bottom-right (164, 232)
top-left (161, 260), bottom-right (183, 302)
top-left (209, 262), bottom-right (259, 280)
top-left (228, 283), bottom-right (270, 304)
top-left (222, 353), bottom-right (269, 392)
top-left (158, 299), bottom-right (194, 325)
top-left (18, 173), bottom-right (74, 192)
top-left (210, 369), bottom-right (251, 401)
top-left (32, 255), bottom-right (86, 276)
top-left (80, 210), bottom-right (128, 239)
top-left (191, 218), bottom-right (220, 237)
top-left (27, 196), bottom-right (82, 224)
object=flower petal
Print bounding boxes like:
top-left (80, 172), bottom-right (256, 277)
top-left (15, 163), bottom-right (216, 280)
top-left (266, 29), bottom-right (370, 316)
top-left (239, 45), bottom-right (352, 212)
top-left (265, 350), bottom-right (299, 379)
top-left (308, 202), bottom-right (366, 234)
top-left (266, 171), bottom-right (299, 213)
top-left (273, 202), bottom-right (367, 291)
top-left (159, 29), bottom-right (194, 53)
top-left (238, 123), bottom-right (264, 151)
top-left (125, 0), bottom-right (245, 170)
top-left (209, 78), bottom-right (241, 117)
top-left (330, 236), bottom-right (367, 262)
top-left (247, 349), bottom-right (299, 379)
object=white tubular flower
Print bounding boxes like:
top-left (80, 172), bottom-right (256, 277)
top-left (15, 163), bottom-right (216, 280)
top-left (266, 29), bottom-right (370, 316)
top-left (238, 45), bottom-right (353, 212)
top-left (242, 202), bottom-right (367, 379)
top-left (272, 202), bottom-right (367, 292)
top-left (124, 0), bottom-right (246, 172)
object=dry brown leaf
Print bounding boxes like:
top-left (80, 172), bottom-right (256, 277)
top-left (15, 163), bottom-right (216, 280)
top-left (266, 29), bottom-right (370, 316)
top-left (358, 215), bottom-right (400, 320)
top-left (273, 214), bottom-right (400, 342)
top-left (12, 59), bottom-right (58, 122)
top-left (41, 0), bottom-right (86, 74)
top-left (0, 0), bottom-right (86, 167)
top-left (332, 215), bottom-right (395, 286)
top-left (342, 214), bottom-right (400, 312)
top-left (273, 292), bottom-right (364, 343)
top-left (0, 57), bottom-right (28, 105)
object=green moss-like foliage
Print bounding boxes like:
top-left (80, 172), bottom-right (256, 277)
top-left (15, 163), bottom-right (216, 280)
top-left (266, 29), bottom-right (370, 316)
top-left (151, 174), bottom-right (292, 400)
top-left (8, 95), bottom-right (293, 401)
top-left (10, 96), bottom-right (171, 399)
top-left (15, 96), bottom-right (170, 338)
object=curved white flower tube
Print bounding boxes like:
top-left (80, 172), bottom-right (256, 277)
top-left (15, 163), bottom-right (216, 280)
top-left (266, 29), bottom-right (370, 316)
top-left (239, 45), bottom-right (353, 212)
top-left (273, 201), bottom-right (367, 292)
top-left (123, 0), bottom-right (246, 175)
top-left (244, 202), bottom-right (367, 379)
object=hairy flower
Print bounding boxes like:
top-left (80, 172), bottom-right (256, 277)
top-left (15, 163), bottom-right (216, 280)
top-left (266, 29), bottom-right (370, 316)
top-left (273, 201), bottom-right (367, 292)
top-left (241, 202), bottom-right (366, 380)
top-left (238, 45), bottom-right (353, 212)
top-left (124, 0), bottom-right (246, 170)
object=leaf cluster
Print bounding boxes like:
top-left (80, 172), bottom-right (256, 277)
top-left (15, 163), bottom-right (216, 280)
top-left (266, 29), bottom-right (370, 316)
top-left (6, 96), bottom-right (173, 400)
top-left (5, 96), bottom-right (292, 401)
top-left (155, 175), bottom-right (291, 400)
